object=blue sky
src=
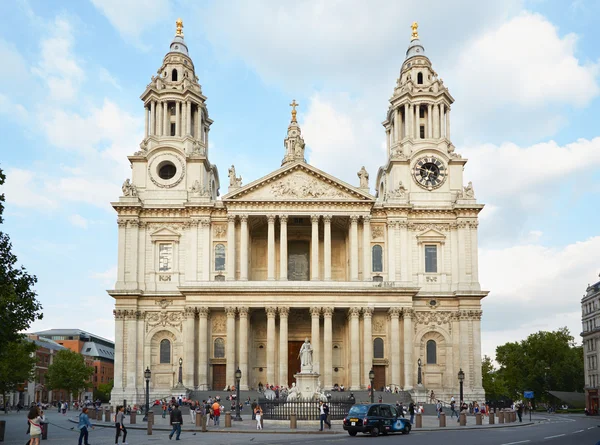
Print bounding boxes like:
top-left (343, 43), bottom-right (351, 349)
top-left (0, 0), bottom-right (599, 358)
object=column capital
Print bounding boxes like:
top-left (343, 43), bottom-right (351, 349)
top-left (322, 307), bottom-right (334, 318)
top-left (363, 215), bottom-right (371, 223)
top-left (347, 307), bottom-right (361, 318)
top-left (310, 306), bottom-right (321, 317)
top-left (388, 307), bottom-right (402, 318)
top-left (113, 309), bottom-right (125, 320)
top-left (311, 214), bottom-right (320, 223)
top-left (238, 306), bottom-right (249, 317)
top-left (227, 214), bottom-right (236, 223)
top-left (279, 306), bottom-right (290, 317)
top-left (225, 306), bottom-right (237, 317)
top-left (363, 307), bottom-right (374, 318)
top-left (266, 306), bottom-right (277, 318)
top-left (279, 215), bottom-right (288, 223)
top-left (322, 214), bottom-right (332, 223)
top-left (198, 307), bottom-right (210, 317)
top-left (387, 220), bottom-right (397, 229)
top-left (349, 215), bottom-right (359, 224)
top-left (267, 215), bottom-right (276, 224)
top-left (184, 306), bottom-right (196, 319)
top-left (200, 218), bottom-right (211, 227)
top-left (402, 307), bottom-right (415, 319)
top-left (239, 214), bottom-right (248, 223)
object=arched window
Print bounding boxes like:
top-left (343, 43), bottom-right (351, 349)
top-left (171, 69), bottom-right (178, 81)
top-left (417, 72), bottom-right (423, 84)
top-left (426, 340), bottom-right (437, 364)
top-left (215, 244), bottom-right (225, 271)
top-left (214, 338), bottom-right (225, 358)
top-left (159, 339), bottom-right (171, 364)
top-left (372, 245), bottom-right (383, 272)
top-left (373, 338), bottom-right (384, 359)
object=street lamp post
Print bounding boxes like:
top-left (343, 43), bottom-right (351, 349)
top-left (458, 368), bottom-right (465, 404)
top-left (178, 357), bottom-right (183, 385)
top-left (234, 368), bottom-right (242, 421)
top-left (369, 369), bottom-right (375, 404)
top-left (143, 367), bottom-right (151, 421)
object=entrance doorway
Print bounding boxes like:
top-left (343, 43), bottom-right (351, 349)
top-left (212, 364), bottom-right (226, 390)
top-left (373, 365), bottom-right (386, 391)
top-left (288, 341), bottom-right (303, 387)
top-left (288, 241), bottom-right (310, 281)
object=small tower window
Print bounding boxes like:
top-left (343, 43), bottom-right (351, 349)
top-left (372, 245), bottom-right (383, 272)
top-left (171, 69), bottom-right (178, 81)
top-left (419, 107), bottom-right (425, 118)
top-left (420, 125), bottom-right (425, 139)
top-left (417, 72), bottom-right (423, 84)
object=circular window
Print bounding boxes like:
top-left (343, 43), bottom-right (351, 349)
top-left (158, 162), bottom-right (176, 180)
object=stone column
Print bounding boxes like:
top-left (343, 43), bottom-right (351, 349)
top-left (156, 100), bottom-right (162, 136)
top-left (348, 308), bottom-right (361, 389)
top-left (310, 307), bottom-right (321, 373)
top-left (175, 101), bottom-right (181, 136)
top-left (186, 101), bottom-right (192, 136)
top-left (311, 215), bottom-right (320, 280)
top-left (225, 307), bottom-right (236, 390)
top-left (240, 215), bottom-right (249, 281)
top-left (266, 306), bottom-right (277, 385)
top-left (267, 215), bottom-right (276, 280)
top-left (323, 307), bottom-right (333, 389)
top-left (126, 311), bottom-right (138, 391)
top-left (113, 311), bottom-right (124, 391)
top-left (163, 101), bottom-right (169, 136)
top-left (404, 103), bottom-right (410, 139)
top-left (446, 106), bottom-right (451, 140)
top-left (403, 308), bottom-right (414, 390)
top-left (389, 308), bottom-right (401, 391)
top-left (127, 221), bottom-right (139, 285)
top-left (279, 307), bottom-right (289, 386)
top-left (197, 106), bottom-right (203, 141)
top-left (183, 307), bottom-right (195, 387)
top-left (406, 104), bottom-right (412, 139)
top-left (279, 215), bottom-right (288, 280)
top-left (201, 219), bottom-right (211, 281)
top-left (197, 307), bottom-right (209, 390)
top-left (387, 221), bottom-right (396, 281)
top-left (472, 311), bottom-right (483, 388)
top-left (150, 100), bottom-right (156, 135)
top-left (427, 104), bottom-right (432, 138)
top-left (459, 310), bottom-right (469, 390)
top-left (433, 103), bottom-right (440, 138)
top-left (399, 222), bottom-right (408, 282)
top-left (144, 106), bottom-right (148, 137)
top-left (349, 215), bottom-right (359, 281)
top-left (362, 216), bottom-right (371, 281)
top-left (238, 307), bottom-right (249, 390)
top-left (323, 215), bottom-right (332, 281)
top-left (414, 103), bottom-right (420, 140)
top-left (116, 221), bottom-right (126, 287)
top-left (363, 307), bottom-right (373, 388)
top-left (386, 129), bottom-right (391, 153)
top-left (440, 103), bottom-right (446, 138)
top-left (227, 215), bottom-right (236, 280)
top-left (186, 220), bottom-right (198, 282)
top-left (470, 221), bottom-right (479, 282)
top-left (395, 108), bottom-right (401, 142)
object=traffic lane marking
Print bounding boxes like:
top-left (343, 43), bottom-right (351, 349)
top-left (501, 441), bottom-right (531, 445)
top-left (573, 429), bottom-right (584, 433)
top-left (543, 433), bottom-right (565, 439)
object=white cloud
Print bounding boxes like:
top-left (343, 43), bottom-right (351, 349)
top-left (1, 169), bottom-right (58, 210)
top-left (91, 0), bottom-right (171, 49)
top-left (92, 265), bottom-right (117, 285)
top-left (98, 67), bottom-right (122, 90)
top-left (0, 93), bottom-right (28, 120)
top-left (68, 214), bottom-right (88, 229)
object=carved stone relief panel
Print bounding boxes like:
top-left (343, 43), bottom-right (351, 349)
top-left (211, 313), bottom-right (226, 333)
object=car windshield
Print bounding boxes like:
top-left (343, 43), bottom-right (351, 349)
top-left (348, 405), bottom-right (368, 416)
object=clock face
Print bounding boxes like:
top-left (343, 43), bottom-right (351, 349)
top-left (413, 156), bottom-right (447, 190)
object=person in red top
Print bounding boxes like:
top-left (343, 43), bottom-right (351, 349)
top-left (211, 401), bottom-right (221, 426)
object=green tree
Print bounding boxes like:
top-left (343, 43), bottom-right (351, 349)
top-left (0, 337), bottom-right (37, 412)
top-left (482, 355), bottom-right (508, 400)
top-left (46, 350), bottom-right (94, 400)
top-left (495, 327), bottom-right (584, 403)
top-left (0, 168), bottom-right (43, 350)
top-left (94, 380), bottom-right (114, 403)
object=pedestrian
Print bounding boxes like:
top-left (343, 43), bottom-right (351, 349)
top-left (255, 405), bottom-right (263, 430)
top-left (517, 403), bottom-right (523, 422)
top-left (212, 400), bottom-right (221, 426)
top-left (450, 400), bottom-right (458, 419)
top-left (436, 400), bottom-right (442, 418)
top-left (169, 403), bottom-right (182, 440)
top-left (251, 399), bottom-right (257, 420)
top-left (190, 401), bottom-right (197, 424)
top-left (319, 402), bottom-right (331, 431)
top-left (408, 402), bottom-right (415, 424)
top-left (27, 406), bottom-right (45, 445)
top-left (77, 407), bottom-right (94, 445)
top-left (115, 405), bottom-right (128, 445)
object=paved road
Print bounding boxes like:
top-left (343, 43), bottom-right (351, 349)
top-left (1, 412), bottom-right (598, 444)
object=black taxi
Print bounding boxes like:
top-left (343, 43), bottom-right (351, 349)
top-left (342, 403), bottom-right (412, 436)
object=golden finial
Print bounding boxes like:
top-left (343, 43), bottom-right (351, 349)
top-left (289, 99), bottom-right (299, 122)
top-left (176, 18), bottom-right (184, 36)
top-left (411, 22), bottom-right (419, 41)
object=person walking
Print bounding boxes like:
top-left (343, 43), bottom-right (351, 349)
top-left (115, 405), bottom-right (128, 445)
top-left (211, 401), bottom-right (221, 426)
top-left (319, 402), bottom-right (331, 431)
top-left (162, 402), bottom-right (167, 419)
top-left (169, 403), bottom-right (183, 440)
top-left (254, 405), bottom-right (263, 430)
top-left (517, 403), bottom-right (523, 422)
top-left (77, 407), bottom-right (94, 445)
top-left (450, 400), bottom-right (458, 419)
top-left (408, 402), bottom-right (415, 424)
top-left (27, 406), bottom-right (45, 445)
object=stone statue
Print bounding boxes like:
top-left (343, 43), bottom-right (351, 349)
top-left (190, 180), bottom-right (201, 194)
top-left (463, 181), bottom-right (475, 199)
top-left (122, 179), bottom-right (137, 197)
top-left (387, 181), bottom-right (407, 200)
top-left (357, 166), bottom-right (369, 189)
top-left (293, 138), bottom-right (305, 157)
top-left (228, 165), bottom-right (242, 187)
top-left (287, 382), bottom-right (300, 402)
top-left (298, 337), bottom-right (313, 370)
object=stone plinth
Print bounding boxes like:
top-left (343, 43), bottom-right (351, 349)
top-left (294, 372), bottom-right (320, 400)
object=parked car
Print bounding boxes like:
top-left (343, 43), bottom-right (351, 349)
top-left (343, 403), bottom-right (412, 436)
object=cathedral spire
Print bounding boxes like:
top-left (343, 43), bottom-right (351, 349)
top-left (281, 99), bottom-right (306, 166)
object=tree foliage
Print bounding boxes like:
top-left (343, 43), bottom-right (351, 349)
top-left (494, 327), bottom-right (584, 403)
top-left (0, 337), bottom-right (37, 411)
top-left (94, 379), bottom-right (114, 403)
top-left (482, 355), bottom-right (508, 400)
top-left (46, 350), bottom-right (94, 398)
top-left (0, 167), bottom-right (43, 349)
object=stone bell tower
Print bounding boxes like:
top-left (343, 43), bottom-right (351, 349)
top-left (281, 99), bottom-right (307, 165)
top-left (121, 18), bottom-right (220, 205)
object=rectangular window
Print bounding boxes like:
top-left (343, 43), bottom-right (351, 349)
top-left (425, 245), bottom-right (437, 273)
top-left (159, 243), bottom-right (173, 272)
top-left (420, 125), bottom-right (425, 139)
top-left (170, 123), bottom-right (176, 136)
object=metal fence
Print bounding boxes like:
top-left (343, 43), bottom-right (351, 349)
top-left (258, 399), bottom-right (355, 420)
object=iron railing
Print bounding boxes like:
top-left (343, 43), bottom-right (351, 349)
top-left (257, 399), bottom-right (355, 420)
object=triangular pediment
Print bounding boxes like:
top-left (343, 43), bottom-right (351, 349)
top-left (416, 228), bottom-right (446, 244)
top-left (223, 162), bottom-right (374, 202)
top-left (150, 227), bottom-right (181, 241)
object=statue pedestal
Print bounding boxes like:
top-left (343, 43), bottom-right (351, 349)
top-left (411, 385), bottom-right (427, 404)
top-left (294, 372), bottom-right (320, 401)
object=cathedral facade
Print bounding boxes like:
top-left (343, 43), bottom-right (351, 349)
top-left (109, 21), bottom-right (487, 405)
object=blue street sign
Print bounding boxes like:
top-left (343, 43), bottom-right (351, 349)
top-left (524, 391), bottom-right (534, 399)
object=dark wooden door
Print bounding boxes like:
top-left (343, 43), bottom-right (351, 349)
top-left (373, 365), bottom-right (386, 391)
top-left (288, 341), bottom-right (303, 387)
top-left (212, 364), bottom-right (226, 390)
top-left (288, 241), bottom-right (310, 281)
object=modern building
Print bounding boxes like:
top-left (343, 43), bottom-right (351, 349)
top-left (582, 277), bottom-right (600, 413)
top-left (109, 20), bottom-right (487, 405)
top-left (33, 329), bottom-right (115, 400)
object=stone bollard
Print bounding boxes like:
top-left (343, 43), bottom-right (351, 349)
top-left (290, 413), bottom-right (297, 429)
top-left (498, 411), bottom-right (505, 424)
top-left (148, 411), bottom-right (154, 425)
top-left (196, 412), bottom-right (202, 427)
top-left (225, 411), bottom-right (232, 427)
top-left (41, 422), bottom-right (48, 440)
top-left (476, 413), bottom-right (482, 425)
top-left (105, 409), bottom-right (111, 422)
top-left (416, 413), bottom-right (422, 428)
top-left (459, 412), bottom-right (466, 426)
top-left (130, 411), bottom-right (137, 424)
top-left (439, 412), bottom-right (446, 427)
top-left (201, 414), bottom-right (208, 432)
top-left (147, 418), bottom-right (152, 435)
top-left (489, 412), bottom-right (495, 424)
